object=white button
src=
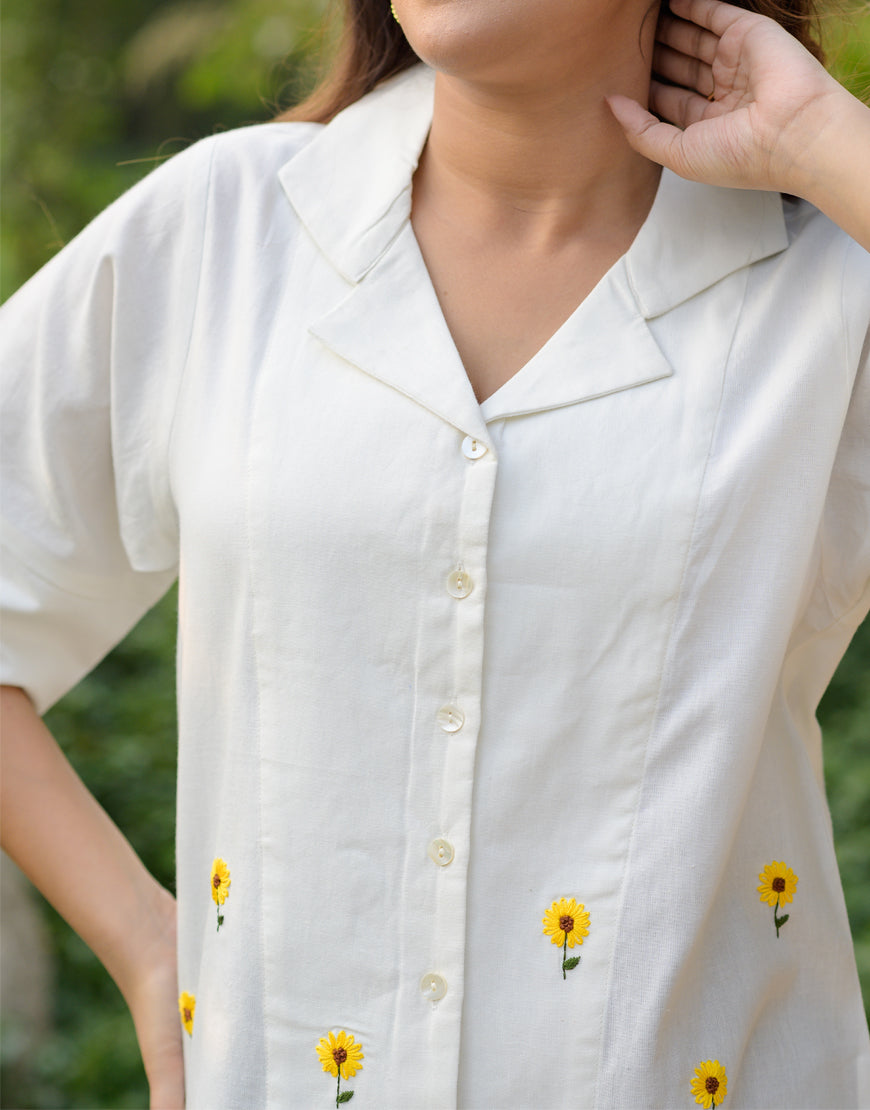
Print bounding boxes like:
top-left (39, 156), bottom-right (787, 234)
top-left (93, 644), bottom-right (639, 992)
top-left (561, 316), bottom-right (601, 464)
top-left (436, 705), bottom-right (465, 733)
top-left (428, 838), bottom-right (454, 867)
top-left (420, 972), bottom-right (448, 1001)
top-left (461, 436), bottom-right (487, 460)
top-left (446, 568), bottom-right (474, 598)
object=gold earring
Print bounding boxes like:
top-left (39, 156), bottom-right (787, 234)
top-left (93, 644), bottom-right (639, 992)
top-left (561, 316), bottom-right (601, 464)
top-left (390, 1), bottom-right (400, 22)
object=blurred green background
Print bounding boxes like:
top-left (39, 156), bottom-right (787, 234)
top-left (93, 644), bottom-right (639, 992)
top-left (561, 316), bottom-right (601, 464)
top-left (1, 0), bottom-right (869, 1106)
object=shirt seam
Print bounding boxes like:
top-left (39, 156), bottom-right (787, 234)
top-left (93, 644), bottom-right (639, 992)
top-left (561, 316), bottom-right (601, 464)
top-left (818, 238), bottom-right (867, 625)
top-left (159, 136), bottom-right (214, 1109)
top-left (242, 189), bottom-right (312, 1110)
top-left (591, 269), bottom-right (750, 1109)
top-left (840, 235), bottom-right (853, 387)
top-left (164, 137), bottom-right (218, 504)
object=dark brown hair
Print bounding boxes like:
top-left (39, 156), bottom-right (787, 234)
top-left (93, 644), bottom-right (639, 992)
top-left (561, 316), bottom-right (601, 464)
top-left (276, 0), bottom-right (825, 125)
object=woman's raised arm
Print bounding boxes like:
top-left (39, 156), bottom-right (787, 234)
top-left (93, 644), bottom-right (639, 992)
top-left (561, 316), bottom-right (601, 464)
top-left (0, 684), bottom-right (184, 1109)
top-left (608, 0), bottom-right (870, 251)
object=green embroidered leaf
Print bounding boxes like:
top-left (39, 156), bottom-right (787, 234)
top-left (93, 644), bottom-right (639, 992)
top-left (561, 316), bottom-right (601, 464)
top-left (775, 913), bottom-right (790, 929)
top-left (337, 1091), bottom-right (354, 1103)
top-left (562, 957), bottom-right (581, 971)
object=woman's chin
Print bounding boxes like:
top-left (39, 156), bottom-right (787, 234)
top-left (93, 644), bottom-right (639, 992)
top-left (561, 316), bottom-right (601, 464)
top-left (398, 1), bottom-right (536, 79)
top-left (397, 0), bottom-right (621, 90)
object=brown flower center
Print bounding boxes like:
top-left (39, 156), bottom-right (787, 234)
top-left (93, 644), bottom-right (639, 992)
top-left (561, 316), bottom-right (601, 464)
top-left (772, 876), bottom-right (786, 893)
top-left (559, 914), bottom-right (574, 932)
top-left (333, 1047), bottom-right (348, 1065)
top-left (183, 1008), bottom-right (192, 1023)
top-left (213, 873), bottom-right (221, 889)
top-left (705, 1077), bottom-right (720, 1095)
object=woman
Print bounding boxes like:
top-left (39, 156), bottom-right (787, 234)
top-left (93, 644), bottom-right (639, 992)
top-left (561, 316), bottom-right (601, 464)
top-left (1, 0), bottom-right (869, 1106)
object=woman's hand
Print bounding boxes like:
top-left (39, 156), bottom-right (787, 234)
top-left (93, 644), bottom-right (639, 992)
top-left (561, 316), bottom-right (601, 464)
top-left (607, 0), bottom-right (870, 249)
top-left (126, 889), bottom-right (186, 1110)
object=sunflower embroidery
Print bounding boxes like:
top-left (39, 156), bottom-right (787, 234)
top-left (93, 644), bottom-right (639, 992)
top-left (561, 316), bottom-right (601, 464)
top-left (316, 1029), bottom-right (364, 1106)
top-left (542, 897), bottom-right (590, 979)
top-left (690, 1059), bottom-right (727, 1108)
top-left (210, 857), bottom-right (231, 931)
top-left (757, 860), bottom-right (798, 937)
top-left (178, 991), bottom-right (195, 1036)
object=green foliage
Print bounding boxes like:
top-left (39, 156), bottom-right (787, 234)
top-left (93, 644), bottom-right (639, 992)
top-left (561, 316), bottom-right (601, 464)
top-left (824, 3), bottom-right (870, 98)
top-left (2, 2), bottom-right (869, 1107)
top-left (819, 617), bottom-right (870, 1004)
top-left (1, 0), bottom-right (326, 298)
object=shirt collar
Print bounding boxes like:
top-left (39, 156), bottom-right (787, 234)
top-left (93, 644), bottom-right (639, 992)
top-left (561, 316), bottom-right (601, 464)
top-left (279, 64), bottom-right (789, 311)
top-left (278, 65), bottom-right (436, 284)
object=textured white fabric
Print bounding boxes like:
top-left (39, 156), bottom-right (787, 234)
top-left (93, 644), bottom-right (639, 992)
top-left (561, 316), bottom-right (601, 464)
top-left (2, 64), bottom-right (870, 1109)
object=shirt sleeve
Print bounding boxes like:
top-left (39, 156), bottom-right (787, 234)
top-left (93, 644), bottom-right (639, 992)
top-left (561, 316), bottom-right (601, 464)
top-left (1, 136), bottom-right (217, 714)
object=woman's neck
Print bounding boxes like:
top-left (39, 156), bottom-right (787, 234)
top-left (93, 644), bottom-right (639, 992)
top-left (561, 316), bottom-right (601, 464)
top-left (418, 76), bottom-right (661, 249)
top-left (411, 2), bottom-right (663, 248)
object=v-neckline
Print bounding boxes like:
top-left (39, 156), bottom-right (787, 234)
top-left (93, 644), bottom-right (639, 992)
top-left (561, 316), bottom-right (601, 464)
top-left (403, 212), bottom-right (652, 420)
top-left (405, 167), bottom-right (666, 414)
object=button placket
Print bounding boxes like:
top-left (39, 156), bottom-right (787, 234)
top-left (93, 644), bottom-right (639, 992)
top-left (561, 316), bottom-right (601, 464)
top-left (420, 423), bottom-right (495, 1070)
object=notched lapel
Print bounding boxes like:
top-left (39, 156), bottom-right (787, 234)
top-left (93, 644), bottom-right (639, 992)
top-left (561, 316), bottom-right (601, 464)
top-left (309, 223), bottom-right (489, 441)
top-left (479, 264), bottom-right (674, 422)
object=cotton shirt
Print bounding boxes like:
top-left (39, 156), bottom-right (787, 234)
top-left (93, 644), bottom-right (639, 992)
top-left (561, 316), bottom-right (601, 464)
top-left (2, 64), bottom-right (870, 1110)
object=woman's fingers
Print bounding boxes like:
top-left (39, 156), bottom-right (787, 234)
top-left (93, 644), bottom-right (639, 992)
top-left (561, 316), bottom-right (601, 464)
top-left (649, 79), bottom-right (718, 128)
top-left (667, 0), bottom-right (751, 37)
top-left (605, 95), bottom-right (686, 166)
top-left (656, 10), bottom-right (719, 67)
top-left (612, 0), bottom-right (865, 205)
top-left (653, 42), bottom-right (715, 98)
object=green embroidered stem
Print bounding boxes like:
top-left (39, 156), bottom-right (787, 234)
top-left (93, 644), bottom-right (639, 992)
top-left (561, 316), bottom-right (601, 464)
top-left (773, 896), bottom-right (790, 937)
top-left (773, 897), bottom-right (790, 937)
top-left (560, 933), bottom-right (582, 976)
top-left (336, 1070), bottom-right (340, 1108)
top-left (561, 935), bottom-right (583, 977)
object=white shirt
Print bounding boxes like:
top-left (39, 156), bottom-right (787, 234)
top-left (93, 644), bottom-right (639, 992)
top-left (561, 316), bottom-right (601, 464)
top-left (2, 64), bottom-right (869, 1110)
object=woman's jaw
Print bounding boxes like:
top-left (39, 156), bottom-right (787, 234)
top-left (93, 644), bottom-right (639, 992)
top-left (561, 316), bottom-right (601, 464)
top-left (394, 0), bottom-right (661, 102)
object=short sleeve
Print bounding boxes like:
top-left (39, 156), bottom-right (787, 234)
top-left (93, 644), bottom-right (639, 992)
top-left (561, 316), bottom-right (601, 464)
top-left (1, 136), bottom-right (217, 713)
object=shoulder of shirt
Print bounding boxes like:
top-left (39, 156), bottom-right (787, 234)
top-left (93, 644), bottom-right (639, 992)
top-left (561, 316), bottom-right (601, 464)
top-left (48, 121), bottom-right (326, 244)
top-left (780, 193), bottom-right (870, 269)
top-left (137, 119), bottom-right (324, 192)
top-left (203, 119), bottom-right (323, 162)
top-left (784, 198), bottom-right (870, 382)
top-left (58, 120), bottom-right (327, 262)
top-left (776, 195), bottom-right (870, 326)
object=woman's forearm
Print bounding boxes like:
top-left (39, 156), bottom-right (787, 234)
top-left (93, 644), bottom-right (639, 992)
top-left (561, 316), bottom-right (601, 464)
top-left (0, 684), bottom-right (173, 1003)
top-left (1, 684), bottom-right (184, 1108)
